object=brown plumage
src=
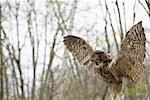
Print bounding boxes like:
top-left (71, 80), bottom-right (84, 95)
top-left (63, 21), bottom-right (146, 100)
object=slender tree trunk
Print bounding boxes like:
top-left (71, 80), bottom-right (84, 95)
top-left (0, 3), bottom-right (3, 100)
top-left (14, 2), bottom-right (25, 99)
top-left (4, 64), bottom-right (9, 100)
top-left (105, 0), bottom-right (119, 51)
top-left (115, 0), bottom-right (124, 40)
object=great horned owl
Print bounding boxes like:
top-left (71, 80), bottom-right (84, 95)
top-left (63, 21), bottom-right (146, 100)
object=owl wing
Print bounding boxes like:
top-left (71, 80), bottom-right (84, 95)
top-left (109, 21), bottom-right (146, 83)
top-left (63, 35), bottom-right (96, 71)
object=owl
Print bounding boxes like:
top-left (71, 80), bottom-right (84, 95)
top-left (63, 21), bottom-right (146, 100)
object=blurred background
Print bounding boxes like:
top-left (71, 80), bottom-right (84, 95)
top-left (0, 0), bottom-right (150, 100)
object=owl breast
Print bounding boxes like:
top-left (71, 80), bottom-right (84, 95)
top-left (94, 64), bottom-right (122, 85)
top-left (95, 62), bottom-right (104, 68)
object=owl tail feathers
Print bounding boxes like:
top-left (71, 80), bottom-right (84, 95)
top-left (110, 82), bottom-right (123, 100)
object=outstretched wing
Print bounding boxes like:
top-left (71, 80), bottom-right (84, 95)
top-left (63, 35), bottom-right (95, 71)
top-left (109, 21), bottom-right (146, 83)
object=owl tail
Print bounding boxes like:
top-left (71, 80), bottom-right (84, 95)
top-left (110, 82), bottom-right (123, 100)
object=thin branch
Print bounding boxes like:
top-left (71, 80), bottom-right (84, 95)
top-left (0, 3), bottom-right (4, 100)
top-left (133, 0), bottom-right (137, 24)
top-left (122, 1), bottom-right (127, 32)
top-left (105, 0), bottom-right (119, 50)
top-left (104, 15), bottom-right (110, 52)
top-left (14, 1), bottom-right (25, 98)
top-left (115, 0), bottom-right (124, 40)
top-left (138, 0), bottom-right (150, 18)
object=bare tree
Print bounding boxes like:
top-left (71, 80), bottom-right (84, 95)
top-left (0, 0), bottom-right (149, 99)
top-left (0, 2), bottom-right (4, 100)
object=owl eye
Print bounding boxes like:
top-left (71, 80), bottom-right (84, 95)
top-left (95, 62), bottom-right (99, 65)
top-left (90, 59), bottom-right (94, 62)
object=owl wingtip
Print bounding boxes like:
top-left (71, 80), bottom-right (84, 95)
top-left (63, 35), bottom-right (82, 41)
top-left (137, 21), bottom-right (142, 25)
top-left (63, 35), bottom-right (72, 42)
top-left (64, 35), bottom-right (75, 38)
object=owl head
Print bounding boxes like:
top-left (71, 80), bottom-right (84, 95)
top-left (91, 50), bottom-right (112, 68)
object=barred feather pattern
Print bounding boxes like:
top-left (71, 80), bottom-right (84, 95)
top-left (63, 21), bottom-right (146, 100)
top-left (63, 35), bottom-right (95, 71)
top-left (109, 21), bottom-right (146, 83)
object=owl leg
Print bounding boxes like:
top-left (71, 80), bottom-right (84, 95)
top-left (110, 82), bottom-right (123, 100)
top-left (111, 93), bottom-right (117, 100)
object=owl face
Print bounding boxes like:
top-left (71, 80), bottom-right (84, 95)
top-left (91, 50), bottom-right (105, 68)
top-left (90, 50), bottom-right (112, 68)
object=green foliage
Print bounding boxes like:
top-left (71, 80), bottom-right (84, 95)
top-left (127, 82), bottom-right (146, 96)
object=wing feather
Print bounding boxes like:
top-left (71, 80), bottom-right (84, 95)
top-left (109, 21), bottom-right (146, 83)
top-left (63, 35), bottom-right (95, 71)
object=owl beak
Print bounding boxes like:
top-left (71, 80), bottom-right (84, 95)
top-left (107, 53), bottom-right (112, 57)
top-left (107, 53), bottom-right (112, 61)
